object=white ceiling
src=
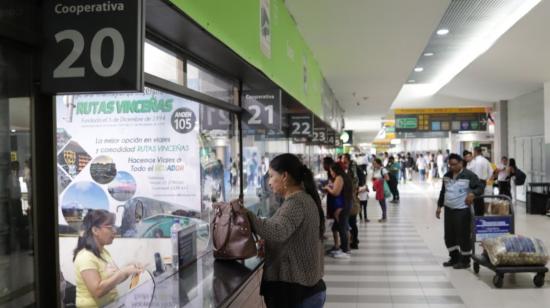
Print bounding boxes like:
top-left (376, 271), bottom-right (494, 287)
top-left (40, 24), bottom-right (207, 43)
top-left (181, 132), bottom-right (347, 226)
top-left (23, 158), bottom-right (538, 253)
top-left (439, 0), bottom-right (550, 102)
top-left (285, 0), bottom-right (451, 139)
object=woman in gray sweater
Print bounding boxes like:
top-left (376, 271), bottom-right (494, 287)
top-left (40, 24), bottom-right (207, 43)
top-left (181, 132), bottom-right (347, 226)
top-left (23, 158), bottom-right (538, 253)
top-left (247, 153), bottom-right (326, 308)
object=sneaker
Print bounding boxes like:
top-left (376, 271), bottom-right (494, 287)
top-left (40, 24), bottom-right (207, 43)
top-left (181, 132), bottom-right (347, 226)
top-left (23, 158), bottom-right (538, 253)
top-left (350, 243), bottom-right (359, 250)
top-left (378, 218), bottom-right (387, 223)
top-left (442, 259), bottom-right (458, 267)
top-left (325, 246), bottom-right (339, 255)
top-left (332, 250), bottom-right (351, 259)
top-left (365, 219), bottom-right (371, 223)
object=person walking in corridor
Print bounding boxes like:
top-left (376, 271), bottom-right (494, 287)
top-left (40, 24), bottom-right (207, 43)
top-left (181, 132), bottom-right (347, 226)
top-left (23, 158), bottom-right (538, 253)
top-left (387, 156), bottom-right (400, 203)
top-left (436, 154), bottom-right (483, 269)
top-left (372, 159), bottom-right (389, 222)
top-left (467, 147), bottom-right (493, 216)
top-left (494, 156), bottom-right (511, 198)
top-left (416, 154), bottom-right (427, 182)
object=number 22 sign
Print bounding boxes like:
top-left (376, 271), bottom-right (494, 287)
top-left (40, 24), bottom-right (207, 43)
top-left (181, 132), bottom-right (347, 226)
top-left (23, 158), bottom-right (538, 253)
top-left (242, 90), bottom-right (282, 130)
top-left (42, 0), bottom-right (144, 93)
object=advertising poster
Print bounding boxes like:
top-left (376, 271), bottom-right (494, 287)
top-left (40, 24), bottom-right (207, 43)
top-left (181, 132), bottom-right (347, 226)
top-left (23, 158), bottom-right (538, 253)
top-left (56, 88), bottom-right (201, 237)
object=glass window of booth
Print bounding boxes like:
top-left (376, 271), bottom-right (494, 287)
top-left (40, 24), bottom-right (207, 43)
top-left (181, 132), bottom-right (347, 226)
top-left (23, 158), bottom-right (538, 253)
top-left (55, 87), bottom-right (239, 307)
top-left (144, 41), bottom-right (185, 86)
top-left (187, 62), bottom-right (237, 105)
top-left (242, 134), bottom-right (289, 218)
top-left (0, 43), bottom-right (35, 306)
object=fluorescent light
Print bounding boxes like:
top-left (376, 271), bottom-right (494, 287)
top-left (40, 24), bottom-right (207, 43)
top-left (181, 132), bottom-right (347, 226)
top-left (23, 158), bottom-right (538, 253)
top-left (414, 67), bottom-right (424, 72)
top-left (10, 129), bottom-right (16, 133)
top-left (436, 28), bottom-right (449, 35)
top-left (400, 0), bottom-right (541, 97)
top-left (423, 52), bottom-right (435, 56)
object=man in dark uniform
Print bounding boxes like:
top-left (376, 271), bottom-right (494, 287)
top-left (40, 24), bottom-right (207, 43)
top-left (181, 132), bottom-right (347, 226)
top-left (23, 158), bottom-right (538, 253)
top-left (436, 154), bottom-right (483, 269)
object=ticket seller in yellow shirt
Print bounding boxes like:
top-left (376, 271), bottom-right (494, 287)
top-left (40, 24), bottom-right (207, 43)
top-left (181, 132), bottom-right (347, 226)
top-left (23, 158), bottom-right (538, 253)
top-left (73, 210), bottom-right (143, 308)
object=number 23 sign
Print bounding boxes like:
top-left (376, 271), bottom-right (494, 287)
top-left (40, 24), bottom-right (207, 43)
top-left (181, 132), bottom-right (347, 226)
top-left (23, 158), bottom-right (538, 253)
top-left (242, 90), bottom-right (282, 130)
top-left (42, 0), bottom-right (144, 93)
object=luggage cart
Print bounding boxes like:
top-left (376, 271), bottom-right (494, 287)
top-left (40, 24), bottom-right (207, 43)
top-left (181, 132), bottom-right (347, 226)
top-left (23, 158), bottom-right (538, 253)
top-left (470, 195), bottom-right (548, 288)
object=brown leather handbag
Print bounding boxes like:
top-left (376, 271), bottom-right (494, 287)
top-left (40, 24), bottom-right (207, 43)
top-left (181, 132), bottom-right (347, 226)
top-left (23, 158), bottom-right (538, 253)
top-left (212, 199), bottom-right (258, 260)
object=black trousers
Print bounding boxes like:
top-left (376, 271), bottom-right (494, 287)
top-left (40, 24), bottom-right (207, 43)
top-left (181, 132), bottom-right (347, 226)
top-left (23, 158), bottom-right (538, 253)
top-left (388, 176), bottom-right (399, 200)
top-left (332, 210), bottom-right (350, 252)
top-left (359, 200), bottom-right (368, 220)
top-left (349, 214), bottom-right (358, 245)
top-left (498, 181), bottom-right (511, 198)
top-left (444, 207), bottom-right (472, 262)
top-left (473, 180), bottom-right (486, 216)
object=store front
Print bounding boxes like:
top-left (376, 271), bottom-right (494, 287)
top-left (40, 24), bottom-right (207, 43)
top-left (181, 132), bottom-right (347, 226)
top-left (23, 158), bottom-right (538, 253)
top-left (1, 0), bottom-right (340, 307)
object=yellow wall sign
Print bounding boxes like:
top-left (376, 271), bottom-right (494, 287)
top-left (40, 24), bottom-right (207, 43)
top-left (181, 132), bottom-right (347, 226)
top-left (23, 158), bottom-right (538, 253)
top-left (10, 151), bottom-right (17, 162)
top-left (394, 108), bottom-right (487, 115)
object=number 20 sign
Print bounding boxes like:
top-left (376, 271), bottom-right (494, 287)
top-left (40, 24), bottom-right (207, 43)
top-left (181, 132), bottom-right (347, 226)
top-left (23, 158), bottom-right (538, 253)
top-left (242, 90), bottom-right (282, 130)
top-left (42, 0), bottom-right (144, 93)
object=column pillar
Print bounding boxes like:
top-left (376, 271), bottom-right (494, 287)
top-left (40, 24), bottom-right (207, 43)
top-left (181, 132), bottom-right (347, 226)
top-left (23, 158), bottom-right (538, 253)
top-left (543, 82), bottom-right (550, 181)
top-left (494, 100), bottom-right (508, 161)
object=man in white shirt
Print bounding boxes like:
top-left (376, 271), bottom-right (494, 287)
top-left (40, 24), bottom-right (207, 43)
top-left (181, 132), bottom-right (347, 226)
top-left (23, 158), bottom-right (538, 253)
top-left (416, 154), bottom-right (427, 182)
top-left (467, 147), bottom-right (493, 215)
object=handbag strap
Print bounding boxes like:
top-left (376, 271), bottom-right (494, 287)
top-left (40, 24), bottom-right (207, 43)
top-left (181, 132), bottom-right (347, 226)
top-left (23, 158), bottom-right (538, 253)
top-left (212, 207), bottom-right (234, 253)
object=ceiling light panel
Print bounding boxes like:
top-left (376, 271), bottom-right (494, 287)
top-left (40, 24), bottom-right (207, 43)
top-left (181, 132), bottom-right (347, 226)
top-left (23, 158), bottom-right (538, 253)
top-left (405, 0), bottom-right (540, 87)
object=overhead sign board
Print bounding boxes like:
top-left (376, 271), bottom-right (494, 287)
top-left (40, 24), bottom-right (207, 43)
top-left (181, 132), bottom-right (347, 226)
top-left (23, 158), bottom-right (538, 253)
top-left (311, 127), bottom-right (327, 145)
top-left (42, 0), bottom-right (145, 93)
top-left (395, 108), bottom-right (488, 133)
top-left (289, 114), bottom-right (313, 138)
top-left (326, 130), bottom-right (336, 147)
top-left (242, 90), bottom-right (282, 131)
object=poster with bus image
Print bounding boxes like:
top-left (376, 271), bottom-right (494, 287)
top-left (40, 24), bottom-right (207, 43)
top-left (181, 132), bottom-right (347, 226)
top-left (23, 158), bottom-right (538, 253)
top-left (56, 88), bottom-right (203, 237)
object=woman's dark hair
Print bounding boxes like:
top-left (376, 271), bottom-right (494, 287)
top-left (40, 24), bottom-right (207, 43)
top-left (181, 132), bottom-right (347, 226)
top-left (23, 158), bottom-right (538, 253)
top-left (323, 156), bottom-right (335, 180)
top-left (329, 163), bottom-right (354, 212)
top-left (270, 154), bottom-right (325, 239)
top-left (508, 158), bottom-right (517, 173)
top-left (73, 209), bottom-right (115, 261)
top-left (374, 158), bottom-right (383, 166)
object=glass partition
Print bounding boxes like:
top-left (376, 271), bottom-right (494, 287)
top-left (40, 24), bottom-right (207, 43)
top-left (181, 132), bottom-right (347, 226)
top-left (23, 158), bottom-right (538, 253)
top-left (242, 134), bottom-right (289, 217)
top-left (56, 88), bottom-right (239, 307)
top-left (0, 42), bottom-right (35, 308)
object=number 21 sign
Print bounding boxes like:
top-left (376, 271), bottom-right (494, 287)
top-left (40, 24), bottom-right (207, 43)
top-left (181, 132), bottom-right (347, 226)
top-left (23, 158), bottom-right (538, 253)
top-left (42, 0), bottom-right (144, 93)
top-left (242, 90), bottom-right (282, 131)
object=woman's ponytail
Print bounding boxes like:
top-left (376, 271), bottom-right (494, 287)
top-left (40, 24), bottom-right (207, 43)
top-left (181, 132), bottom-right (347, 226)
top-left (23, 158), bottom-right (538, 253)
top-left (301, 165), bottom-right (326, 240)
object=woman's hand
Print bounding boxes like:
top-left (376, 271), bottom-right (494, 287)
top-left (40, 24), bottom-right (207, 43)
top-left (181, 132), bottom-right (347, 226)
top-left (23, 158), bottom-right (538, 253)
top-left (120, 264), bottom-right (143, 279)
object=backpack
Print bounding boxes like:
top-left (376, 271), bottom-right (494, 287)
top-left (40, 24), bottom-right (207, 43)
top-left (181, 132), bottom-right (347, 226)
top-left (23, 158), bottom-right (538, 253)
top-left (514, 168), bottom-right (526, 185)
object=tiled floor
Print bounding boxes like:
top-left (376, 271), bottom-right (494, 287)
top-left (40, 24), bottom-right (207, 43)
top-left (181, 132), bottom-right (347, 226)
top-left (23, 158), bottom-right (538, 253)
top-left (324, 181), bottom-right (550, 308)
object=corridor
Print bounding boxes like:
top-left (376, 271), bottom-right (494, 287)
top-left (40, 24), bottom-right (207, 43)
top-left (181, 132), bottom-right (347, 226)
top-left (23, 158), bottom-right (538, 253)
top-left (324, 182), bottom-right (550, 308)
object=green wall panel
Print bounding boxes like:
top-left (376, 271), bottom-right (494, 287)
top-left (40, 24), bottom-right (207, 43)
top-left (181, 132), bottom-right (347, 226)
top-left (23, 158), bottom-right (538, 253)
top-left (170, 0), bottom-right (324, 117)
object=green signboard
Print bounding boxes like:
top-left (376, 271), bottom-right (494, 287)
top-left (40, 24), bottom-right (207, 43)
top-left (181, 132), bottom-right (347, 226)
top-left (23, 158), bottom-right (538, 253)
top-left (396, 118), bottom-right (417, 129)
